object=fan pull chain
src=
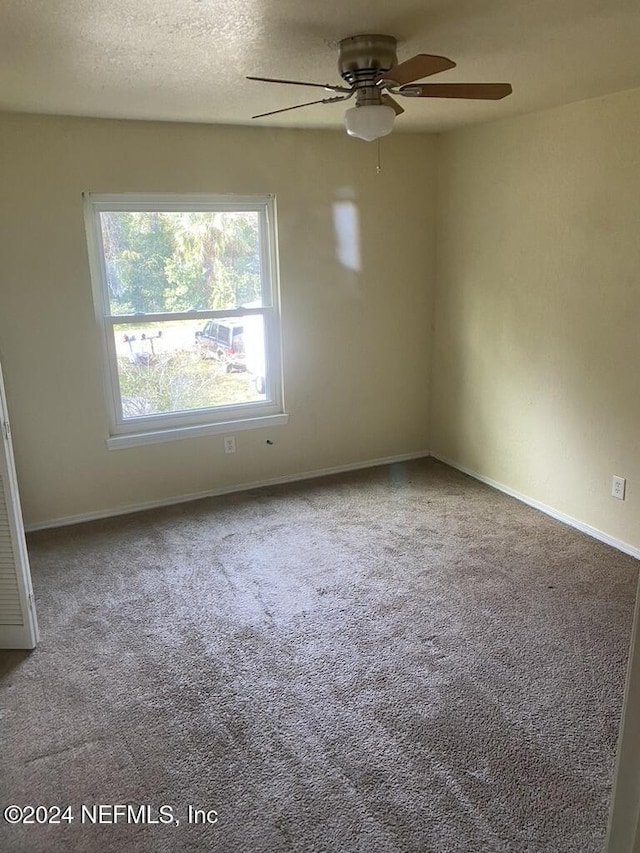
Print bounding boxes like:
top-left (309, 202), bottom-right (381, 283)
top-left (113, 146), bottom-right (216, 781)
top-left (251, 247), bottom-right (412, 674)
top-left (376, 139), bottom-right (382, 174)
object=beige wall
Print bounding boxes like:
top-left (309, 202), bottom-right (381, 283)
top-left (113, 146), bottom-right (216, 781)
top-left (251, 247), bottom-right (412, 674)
top-left (2, 91), bottom-right (639, 544)
top-left (432, 87), bottom-right (640, 552)
top-left (0, 113), bottom-right (435, 526)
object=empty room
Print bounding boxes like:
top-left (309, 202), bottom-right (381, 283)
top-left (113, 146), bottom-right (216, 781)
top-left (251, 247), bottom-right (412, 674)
top-left (1, 2), bottom-right (639, 852)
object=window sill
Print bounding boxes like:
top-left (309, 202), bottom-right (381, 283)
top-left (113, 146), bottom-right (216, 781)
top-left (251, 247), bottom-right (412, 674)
top-left (106, 413), bottom-right (289, 450)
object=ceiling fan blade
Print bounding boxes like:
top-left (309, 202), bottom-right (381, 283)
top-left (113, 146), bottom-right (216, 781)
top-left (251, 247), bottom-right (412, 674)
top-left (251, 96), bottom-right (347, 119)
top-left (247, 75), bottom-right (349, 94)
top-left (380, 54), bottom-right (456, 86)
top-left (381, 94), bottom-right (405, 116)
top-left (399, 82), bottom-right (513, 100)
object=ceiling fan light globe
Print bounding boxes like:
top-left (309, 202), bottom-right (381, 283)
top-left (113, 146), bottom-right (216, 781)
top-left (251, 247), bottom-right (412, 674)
top-left (344, 104), bottom-right (395, 141)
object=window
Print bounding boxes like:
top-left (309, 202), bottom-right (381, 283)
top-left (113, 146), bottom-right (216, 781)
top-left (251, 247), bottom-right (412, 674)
top-left (84, 194), bottom-right (286, 448)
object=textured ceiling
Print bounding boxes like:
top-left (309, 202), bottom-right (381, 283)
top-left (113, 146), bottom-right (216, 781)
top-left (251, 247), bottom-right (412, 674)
top-left (2, 0), bottom-right (640, 133)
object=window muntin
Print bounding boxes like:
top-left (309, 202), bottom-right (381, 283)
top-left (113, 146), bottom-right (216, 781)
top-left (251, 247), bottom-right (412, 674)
top-left (85, 194), bottom-right (283, 440)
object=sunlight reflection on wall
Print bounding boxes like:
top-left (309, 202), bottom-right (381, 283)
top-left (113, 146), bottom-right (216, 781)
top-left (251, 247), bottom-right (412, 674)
top-left (332, 197), bottom-right (361, 273)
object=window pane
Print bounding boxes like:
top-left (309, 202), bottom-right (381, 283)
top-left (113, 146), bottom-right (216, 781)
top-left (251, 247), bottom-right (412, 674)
top-left (114, 318), bottom-right (266, 419)
top-left (100, 210), bottom-right (266, 314)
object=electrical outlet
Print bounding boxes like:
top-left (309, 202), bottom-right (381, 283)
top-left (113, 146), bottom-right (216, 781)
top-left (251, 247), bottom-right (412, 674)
top-left (223, 436), bottom-right (236, 454)
top-left (612, 475), bottom-right (626, 500)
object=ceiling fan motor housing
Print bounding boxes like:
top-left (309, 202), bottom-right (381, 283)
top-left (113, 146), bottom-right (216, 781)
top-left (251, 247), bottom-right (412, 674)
top-left (338, 35), bottom-right (398, 86)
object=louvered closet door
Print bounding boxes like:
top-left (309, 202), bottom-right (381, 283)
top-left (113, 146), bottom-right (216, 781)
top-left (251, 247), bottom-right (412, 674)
top-left (0, 362), bottom-right (38, 649)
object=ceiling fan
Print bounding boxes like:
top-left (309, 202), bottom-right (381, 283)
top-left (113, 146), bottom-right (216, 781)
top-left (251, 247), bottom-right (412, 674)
top-left (248, 34), bottom-right (512, 141)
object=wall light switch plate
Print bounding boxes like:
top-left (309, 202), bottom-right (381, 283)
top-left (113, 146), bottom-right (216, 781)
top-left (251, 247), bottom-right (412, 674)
top-left (612, 475), bottom-right (626, 500)
top-left (223, 436), bottom-right (236, 454)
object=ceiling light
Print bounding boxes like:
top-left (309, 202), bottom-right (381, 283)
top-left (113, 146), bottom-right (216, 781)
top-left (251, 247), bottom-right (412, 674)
top-left (344, 104), bottom-right (395, 142)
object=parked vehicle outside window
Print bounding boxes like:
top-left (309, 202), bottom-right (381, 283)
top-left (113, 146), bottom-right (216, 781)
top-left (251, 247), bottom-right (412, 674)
top-left (195, 320), bottom-right (246, 371)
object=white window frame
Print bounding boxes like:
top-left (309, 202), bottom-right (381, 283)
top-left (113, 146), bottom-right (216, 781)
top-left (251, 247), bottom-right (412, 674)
top-left (84, 193), bottom-right (287, 449)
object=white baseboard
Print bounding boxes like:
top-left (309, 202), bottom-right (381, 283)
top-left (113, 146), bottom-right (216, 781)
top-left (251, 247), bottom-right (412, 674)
top-left (433, 454), bottom-right (640, 561)
top-left (25, 450), bottom-right (431, 532)
top-left (27, 450), bottom-right (639, 561)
